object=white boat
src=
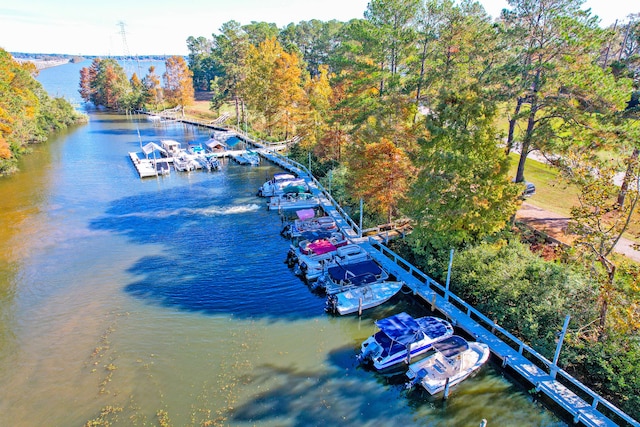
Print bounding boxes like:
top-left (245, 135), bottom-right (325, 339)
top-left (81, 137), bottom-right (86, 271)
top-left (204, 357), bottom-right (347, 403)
top-left (173, 153), bottom-right (200, 172)
top-left (281, 213), bottom-right (337, 239)
top-left (244, 150), bottom-right (260, 166)
top-left (232, 150), bottom-right (260, 166)
top-left (358, 312), bottom-right (454, 371)
top-left (405, 335), bottom-right (490, 394)
top-left (268, 192), bottom-right (320, 211)
top-left (257, 173), bottom-right (298, 197)
top-left (325, 280), bottom-right (404, 315)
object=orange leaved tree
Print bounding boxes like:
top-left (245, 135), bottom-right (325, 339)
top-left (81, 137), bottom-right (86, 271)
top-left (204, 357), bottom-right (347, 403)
top-left (163, 56), bottom-right (194, 117)
top-left (347, 137), bottom-right (415, 223)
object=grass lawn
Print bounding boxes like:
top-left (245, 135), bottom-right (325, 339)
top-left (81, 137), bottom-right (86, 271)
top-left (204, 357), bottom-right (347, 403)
top-left (509, 153), bottom-right (640, 240)
top-left (509, 154), bottom-right (579, 216)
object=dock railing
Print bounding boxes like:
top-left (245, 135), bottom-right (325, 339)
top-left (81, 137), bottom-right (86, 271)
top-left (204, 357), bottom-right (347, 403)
top-left (366, 237), bottom-right (639, 427)
top-left (258, 149), bottom-right (362, 236)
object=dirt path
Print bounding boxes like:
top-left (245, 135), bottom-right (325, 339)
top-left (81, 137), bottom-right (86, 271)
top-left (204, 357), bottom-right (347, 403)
top-left (516, 202), bottom-right (640, 263)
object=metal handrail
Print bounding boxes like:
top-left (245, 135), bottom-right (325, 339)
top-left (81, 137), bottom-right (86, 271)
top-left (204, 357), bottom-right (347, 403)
top-left (366, 237), bottom-right (639, 427)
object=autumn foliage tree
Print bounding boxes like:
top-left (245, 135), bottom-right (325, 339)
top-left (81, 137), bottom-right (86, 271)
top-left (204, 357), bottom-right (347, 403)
top-left (163, 56), bottom-right (195, 116)
top-left (141, 65), bottom-right (163, 111)
top-left (79, 58), bottom-right (132, 110)
top-left (241, 37), bottom-right (305, 139)
top-left (1, 48), bottom-right (85, 174)
top-left (347, 138), bottom-right (414, 223)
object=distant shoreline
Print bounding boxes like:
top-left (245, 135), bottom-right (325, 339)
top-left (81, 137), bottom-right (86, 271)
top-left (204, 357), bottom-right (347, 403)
top-left (14, 58), bottom-right (71, 70)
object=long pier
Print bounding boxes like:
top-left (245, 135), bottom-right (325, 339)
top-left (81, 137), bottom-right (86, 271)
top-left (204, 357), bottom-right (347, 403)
top-left (255, 149), bottom-right (638, 427)
top-left (142, 112), bottom-right (638, 427)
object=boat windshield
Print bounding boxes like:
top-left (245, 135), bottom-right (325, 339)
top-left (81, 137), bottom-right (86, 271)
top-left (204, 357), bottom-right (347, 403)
top-left (432, 335), bottom-right (469, 358)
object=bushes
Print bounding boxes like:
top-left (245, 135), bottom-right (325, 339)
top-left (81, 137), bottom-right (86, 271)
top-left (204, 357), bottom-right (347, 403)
top-left (450, 239), bottom-right (597, 359)
top-left (419, 236), bottom-right (639, 419)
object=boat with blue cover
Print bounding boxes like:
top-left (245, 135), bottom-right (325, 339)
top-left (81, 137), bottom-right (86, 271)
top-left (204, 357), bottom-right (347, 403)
top-left (358, 312), bottom-right (454, 371)
top-left (313, 259), bottom-right (389, 295)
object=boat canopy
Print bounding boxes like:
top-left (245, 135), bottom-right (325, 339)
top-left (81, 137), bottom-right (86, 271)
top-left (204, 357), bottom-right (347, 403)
top-left (300, 230), bottom-right (334, 241)
top-left (432, 335), bottom-right (469, 359)
top-left (307, 239), bottom-right (337, 255)
top-left (283, 185), bottom-right (307, 194)
top-left (327, 260), bottom-right (382, 282)
top-left (273, 173), bottom-right (296, 182)
top-left (296, 209), bottom-right (315, 220)
top-left (374, 312), bottom-right (424, 345)
top-left (375, 313), bottom-right (450, 346)
top-left (142, 142), bottom-right (167, 157)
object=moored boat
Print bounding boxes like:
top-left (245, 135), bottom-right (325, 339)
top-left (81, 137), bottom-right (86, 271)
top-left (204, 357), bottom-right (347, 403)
top-left (268, 192), bottom-right (320, 211)
top-left (326, 280), bottom-right (404, 315)
top-left (404, 335), bottom-right (490, 394)
top-left (297, 243), bottom-right (369, 282)
top-left (358, 312), bottom-right (454, 371)
top-left (257, 172), bottom-right (297, 196)
top-left (313, 259), bottom-right (389, 295)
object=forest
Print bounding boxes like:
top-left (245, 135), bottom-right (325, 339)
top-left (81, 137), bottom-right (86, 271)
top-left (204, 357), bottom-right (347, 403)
top-left (73, 0), bottom-right (640, 420)
top-left (0, 48), bottom-right (87, 174)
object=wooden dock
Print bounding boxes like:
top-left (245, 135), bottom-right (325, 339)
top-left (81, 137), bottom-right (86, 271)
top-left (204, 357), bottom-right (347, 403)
top-left (135, 114), bottom-right (638, 427)
top-left (254, 147), bottom-right (639, 427)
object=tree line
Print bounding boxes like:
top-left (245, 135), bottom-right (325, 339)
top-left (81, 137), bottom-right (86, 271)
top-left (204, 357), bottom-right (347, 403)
top-left (78, 56), bottom-right (194, 116)
top-left (0, 48), bottom-right (87, 175)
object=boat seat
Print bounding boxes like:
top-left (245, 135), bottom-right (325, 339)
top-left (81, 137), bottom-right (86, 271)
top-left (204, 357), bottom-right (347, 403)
top-left (434, 360), bottom-right (447, 374)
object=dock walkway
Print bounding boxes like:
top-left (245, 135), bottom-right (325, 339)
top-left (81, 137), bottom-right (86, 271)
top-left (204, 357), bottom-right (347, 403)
top-left (137, 114), bottom-right (638, 427)
top-left (255, 147), bottom-right (638, 427)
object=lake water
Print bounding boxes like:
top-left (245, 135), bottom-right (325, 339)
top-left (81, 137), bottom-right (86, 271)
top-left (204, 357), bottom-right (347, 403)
top-left (0, 61), bottom-right (565, 426)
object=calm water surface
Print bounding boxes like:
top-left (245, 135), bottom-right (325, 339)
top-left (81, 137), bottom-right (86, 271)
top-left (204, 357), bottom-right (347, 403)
top-left (0, 62), bottom-right (565, 426)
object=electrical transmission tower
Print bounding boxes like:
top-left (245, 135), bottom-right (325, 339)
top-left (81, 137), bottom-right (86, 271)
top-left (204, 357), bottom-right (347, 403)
top-left (118, 21), bottom-right (131, 60)
top-left (117, 21), bottom-right (141, 76)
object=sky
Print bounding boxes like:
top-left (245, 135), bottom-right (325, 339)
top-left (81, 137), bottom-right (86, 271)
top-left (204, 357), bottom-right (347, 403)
top-left (0, 0), bottom-right (638, 57)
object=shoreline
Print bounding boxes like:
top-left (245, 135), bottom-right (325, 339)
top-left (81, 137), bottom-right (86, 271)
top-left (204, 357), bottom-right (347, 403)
top-left (14, 58), bottom-right (71, 70)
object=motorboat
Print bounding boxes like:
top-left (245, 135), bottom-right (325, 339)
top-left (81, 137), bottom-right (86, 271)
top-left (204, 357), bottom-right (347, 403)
top-left (244, 150), bottom-right (261, 166)
top-left (187, 143), bottom-right (206, 156)
top-left (232, 150), bottom-right (260, 166)
top-left (313, 259), bottom-right (389, 295)
top-left (405, 335), bottom-right (490, 394)
top-left (268, 192), bottom-right (320, 211)
top-left (260, 178), bottom-right (308, 197)
top-left (325, 280), bottom-right (404, 315)
top-left (257, 173), bottom-right (297, 197)
top-left (358, 312), bottom-right (454, 371)
top-left (281, 212), bottom-right (337, 239)
top-left (173, 152), bottom-right (200, 172)
top-left (297, 243), bottom-right (369, 282)
top-left (284, 229), bottom-right (340, 267)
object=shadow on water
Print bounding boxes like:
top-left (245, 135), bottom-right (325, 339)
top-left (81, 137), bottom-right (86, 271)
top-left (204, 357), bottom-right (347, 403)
top-left (231, 357), bottom-right (417, 426)
top-left (89, 170), bottom-right (326, 320)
